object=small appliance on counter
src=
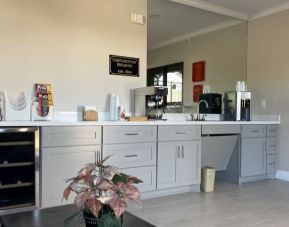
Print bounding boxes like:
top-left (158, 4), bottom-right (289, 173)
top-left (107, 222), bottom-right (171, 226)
top-left (134, 86), bottom-right (168, 120)
top-left (199, 93), bottom-right (222, 114)
top-left (224, 91), bottom-right (251, 121)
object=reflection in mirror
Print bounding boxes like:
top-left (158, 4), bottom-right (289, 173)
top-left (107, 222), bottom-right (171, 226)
top-left (147, 62), bottom-right (183, 105)
top-left (147, 0), bottom-right (248, 113)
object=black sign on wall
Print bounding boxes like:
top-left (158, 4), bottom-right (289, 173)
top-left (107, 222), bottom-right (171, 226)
top-left (109, 55), bottom-right (139, 77)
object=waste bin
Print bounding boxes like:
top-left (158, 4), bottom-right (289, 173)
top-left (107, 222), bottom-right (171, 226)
top-left (200, 166), bottom-right (216, 192)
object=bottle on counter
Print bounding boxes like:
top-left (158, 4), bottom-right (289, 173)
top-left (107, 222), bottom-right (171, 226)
top-left (109, 93), bottom-right (116, 121)
top-left (114, 95), bottom-right (120, 120)
top-left (109, 94), bottom-right (120, 121)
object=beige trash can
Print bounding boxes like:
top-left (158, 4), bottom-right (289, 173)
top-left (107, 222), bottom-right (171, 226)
top-left (200, 166), bottom-right (216, 192)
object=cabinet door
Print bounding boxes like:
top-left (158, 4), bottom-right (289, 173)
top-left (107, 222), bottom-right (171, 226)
top-left (241, 138), bottom-right (266, 177)
top-left (157, 142), bottom-right (179, 189)
top-left (179, 141), bottom-right (201, 186)
top-left (41, 146), bottom-right (99, 208)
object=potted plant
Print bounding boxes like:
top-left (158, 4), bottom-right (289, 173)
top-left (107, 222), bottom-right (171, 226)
top-left (63, 155), bottom-right (142, 227)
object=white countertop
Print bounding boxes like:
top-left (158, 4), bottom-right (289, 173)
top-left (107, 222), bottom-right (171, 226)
top-left (0, 119), bottom-right (280, 127)
top-left (0, 113), bottom-right (280, 127)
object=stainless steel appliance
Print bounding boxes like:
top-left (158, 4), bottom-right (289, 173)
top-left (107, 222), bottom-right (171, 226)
top-left (199, 93), bottom-right (222, 114)
top-left (224, 91), bottom-right (251, 121)
top-left (134, 86), bottom-right (168, 119)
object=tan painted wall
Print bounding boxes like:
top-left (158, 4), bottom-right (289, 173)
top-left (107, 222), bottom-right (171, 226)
top-left (148, 22), bottom-right (247, 107)
top-left (0, 0), bottom-right (147, 112)
top-left (247, 9), bottom-right (289, 171)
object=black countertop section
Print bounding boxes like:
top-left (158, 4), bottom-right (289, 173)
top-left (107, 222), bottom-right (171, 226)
top-left (0, 205), bottom-right (156, 227)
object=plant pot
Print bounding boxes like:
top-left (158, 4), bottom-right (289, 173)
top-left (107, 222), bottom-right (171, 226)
top-left (83, 205), bottom-right (123, 227)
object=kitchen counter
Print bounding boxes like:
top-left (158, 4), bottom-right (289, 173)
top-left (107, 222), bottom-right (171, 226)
top-left (0, 119), bottom-right (280, 127)
top-left (0, 114), bottom-right (280, 127)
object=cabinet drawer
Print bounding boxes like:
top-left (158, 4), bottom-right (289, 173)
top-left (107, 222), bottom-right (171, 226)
top-left (158, 125), bottom-right (200, 141)
top-left (121, 166), bottom-right (156, 192)
top-left (267, 125), bottom-right (278, 137)
top-left (202, 125), bottom-right (241, 135)
top-left (266, 137), bottom-right (277, 154)
top-left (267, 154), bottom-right (277, 173)
top-left (242, 125), bottom-right (266, 138)
top-left (103, 126), bottom-right (157, 144)
top-left (103, 142), bottom-right (156, 168)
top-left (41, 126), bottom-right (101, 147)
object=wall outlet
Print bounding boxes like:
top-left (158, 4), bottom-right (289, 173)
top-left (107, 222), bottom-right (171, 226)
top-left (130, 13), bottom-right (146, 25)
top-left (261, 99), bottom-right (266, 108)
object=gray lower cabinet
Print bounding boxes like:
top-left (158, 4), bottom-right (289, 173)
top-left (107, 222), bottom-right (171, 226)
top-left (102, 143), bottom-right (157, 193)
top-left (121, 166), bottom-right (156, 192)
top-left (41, 126), bottom-right (101, 208)
top-left (240, 124), bottom-right (278, 180)
top-left (241, 138), bottom-right (266, 177)
top-left (241, 125), bottom-right (267, 178)
top-left (102, 126), bottom-right (157, 193)
top-left (157, 125), bottom-right (201, 190)
top-left (266, 125), bottom-right (278, 174)
top-left (157, 140), bottom-right (201, 190)
top-left (41, 146), bottom-right (100, 208)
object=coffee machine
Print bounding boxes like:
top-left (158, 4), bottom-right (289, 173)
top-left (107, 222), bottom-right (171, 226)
top-left (134, 86), bottom-right (168, 119)
top-left (224, 91), bottom-right (251, 121)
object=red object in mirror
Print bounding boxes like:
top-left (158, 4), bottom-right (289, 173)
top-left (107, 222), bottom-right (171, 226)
top-left (192, 61), bottom-right (205, 82)
top-left (193, 84), bottom-right (203, 103)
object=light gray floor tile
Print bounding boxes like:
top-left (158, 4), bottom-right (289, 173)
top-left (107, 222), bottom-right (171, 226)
top-left (129, 180), bottom-right (289, 227)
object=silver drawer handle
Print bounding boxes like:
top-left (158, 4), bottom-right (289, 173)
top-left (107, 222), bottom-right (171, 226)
top-left (124, 154), bottom-right (138, 158)
top-left (268, 162), bottom-right (275, 165)
top-left (176, 132), bottom-right (186, 135)
top-left (250, 130), bottom-right (260, 133)
top-left (124, 133), bottom-right (139, 136)
top-left (270, 129), bottom-right (276, 132)
top-left (269, 145), bottom-right (276, 148)
top-left (176, 146), bottom-right (181, 158)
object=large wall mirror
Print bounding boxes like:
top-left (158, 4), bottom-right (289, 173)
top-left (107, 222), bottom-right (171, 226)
top-left (147, 0), bottom-right (248, 112)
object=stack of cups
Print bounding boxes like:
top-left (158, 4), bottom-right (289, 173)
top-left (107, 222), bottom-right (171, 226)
top-left (236, 81), bottom-right (247, 92)
top-left (203, 85), bottom-right (211, 94)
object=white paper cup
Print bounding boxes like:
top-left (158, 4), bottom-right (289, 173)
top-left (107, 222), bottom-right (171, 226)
top-left (240, 81), bottom-right (246, 91)
top-left (236, 81), bottom-right (241, 91)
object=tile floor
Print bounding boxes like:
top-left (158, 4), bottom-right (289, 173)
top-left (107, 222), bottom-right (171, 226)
top-left (129, 180), bottom-right (289, 227)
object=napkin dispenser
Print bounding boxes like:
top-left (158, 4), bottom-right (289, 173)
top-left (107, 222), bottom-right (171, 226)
top-left (0, 91), bottom-right (31, 121)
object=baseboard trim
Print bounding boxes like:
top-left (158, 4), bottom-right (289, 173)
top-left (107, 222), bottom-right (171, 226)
top-left (276, 170), bottom-right (289, 181)
top-left (141, 184), bottom-right (200, 200)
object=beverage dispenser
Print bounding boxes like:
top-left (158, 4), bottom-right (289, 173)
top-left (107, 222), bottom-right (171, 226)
top-left (224, 91), bottom-right (251, 121)
top-left (134, 86), bottom-right (168, 120)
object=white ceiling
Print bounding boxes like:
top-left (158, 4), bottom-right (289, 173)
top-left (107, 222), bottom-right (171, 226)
top-left (148, 0), bottom-right (289, 50)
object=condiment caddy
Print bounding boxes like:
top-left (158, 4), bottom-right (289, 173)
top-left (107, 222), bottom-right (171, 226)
top-left (31, 83), bottom-right (53, 121)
